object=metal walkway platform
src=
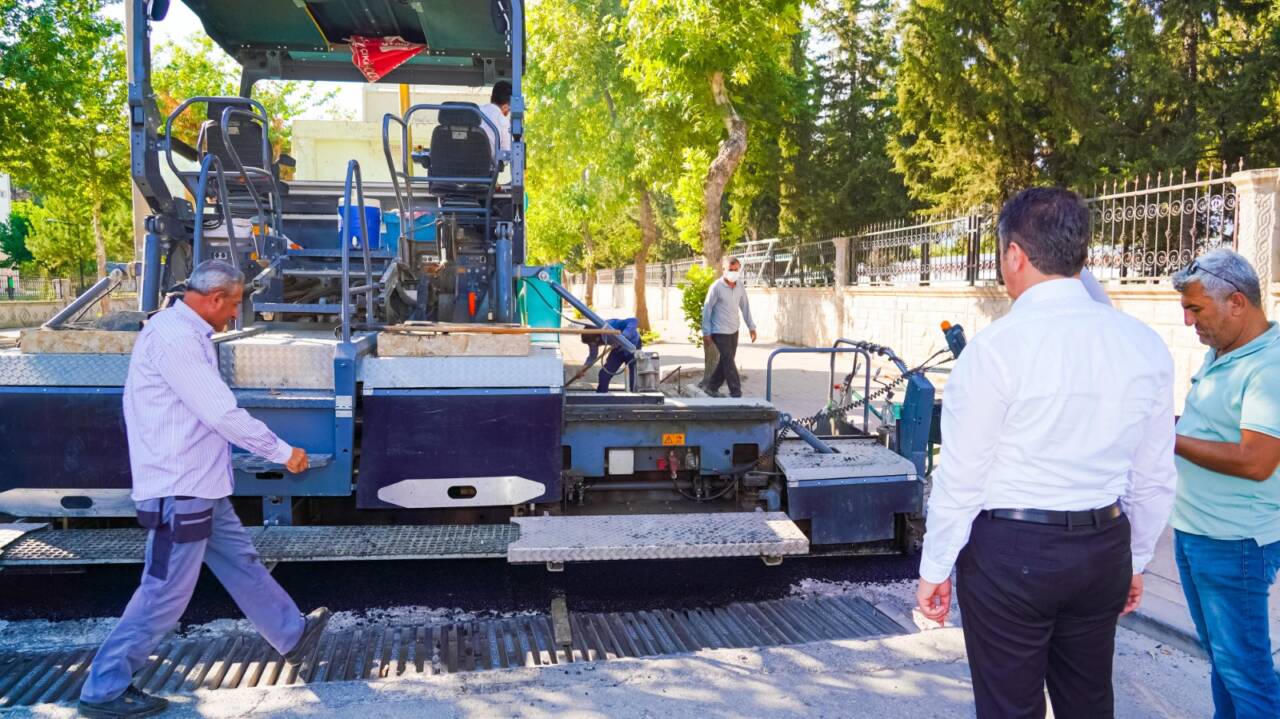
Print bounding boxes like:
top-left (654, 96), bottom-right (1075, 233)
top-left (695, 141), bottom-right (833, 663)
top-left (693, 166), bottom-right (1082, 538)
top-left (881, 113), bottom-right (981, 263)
top-left (1, 514), bottom-right (809, 567)
top-left (508, 512), bottom-right (809, 564)
top-left (0, 594), bottom-right (905, 709)
top-left (0, 524), bottom-right (517, 567)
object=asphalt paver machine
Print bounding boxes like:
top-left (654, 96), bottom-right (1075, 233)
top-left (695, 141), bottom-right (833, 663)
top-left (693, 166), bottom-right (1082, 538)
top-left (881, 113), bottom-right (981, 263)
top-left (0, 0), bottom-right (956, 571)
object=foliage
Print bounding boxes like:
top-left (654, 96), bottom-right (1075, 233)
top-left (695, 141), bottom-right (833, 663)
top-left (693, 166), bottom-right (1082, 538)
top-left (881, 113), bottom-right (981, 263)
top-left (0, 0), bottom-right (131, 277)
top-left (891, 0), bottom-right (1280, 210)
top-left (23, 195), bottom-right (131, 281)
top-left (678, 263), bottom-right (717, 345)
top-left (0, 204), bottom-right (33, 270)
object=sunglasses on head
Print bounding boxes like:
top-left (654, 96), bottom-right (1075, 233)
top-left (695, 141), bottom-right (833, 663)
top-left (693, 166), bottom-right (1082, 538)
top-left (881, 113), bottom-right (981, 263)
top-left (1186, 259), bottom-right (1243, 294)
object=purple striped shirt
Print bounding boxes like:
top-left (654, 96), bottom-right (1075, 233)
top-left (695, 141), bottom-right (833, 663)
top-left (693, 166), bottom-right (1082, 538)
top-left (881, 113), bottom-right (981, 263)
top-left (123, 301), bottom-right (293, 501)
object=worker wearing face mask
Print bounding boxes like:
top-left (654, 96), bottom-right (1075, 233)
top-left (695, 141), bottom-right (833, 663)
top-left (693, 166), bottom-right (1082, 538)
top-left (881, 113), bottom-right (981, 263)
top-left (700, 256), bottom-right (757, 398)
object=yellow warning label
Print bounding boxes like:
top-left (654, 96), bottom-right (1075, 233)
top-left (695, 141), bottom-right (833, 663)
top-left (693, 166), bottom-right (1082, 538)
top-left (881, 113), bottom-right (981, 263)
top-left (662, 433), bottom-right (686, 446)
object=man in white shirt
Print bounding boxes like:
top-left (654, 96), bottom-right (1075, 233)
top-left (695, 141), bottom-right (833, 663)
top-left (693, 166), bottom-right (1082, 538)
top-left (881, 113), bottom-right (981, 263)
top-left (478, 80), bottom-right (512, 161)
top-left (916, 188), bottom-right (1177, 718)
top-left (79, 261), bottom-right (330, 719)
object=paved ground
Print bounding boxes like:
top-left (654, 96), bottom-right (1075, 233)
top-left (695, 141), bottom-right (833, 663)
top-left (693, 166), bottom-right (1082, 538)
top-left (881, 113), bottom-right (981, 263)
top-left (1123, 526), bottom-right (1280, 678)
top-left (0, 628), bottom-right (1210, 718)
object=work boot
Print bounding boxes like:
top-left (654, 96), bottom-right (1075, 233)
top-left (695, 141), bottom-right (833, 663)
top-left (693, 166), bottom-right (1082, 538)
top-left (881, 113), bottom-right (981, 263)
top-left (283, 607), bottom-right (331, 664)
top-left (78, 685), bottom-right (169, 718)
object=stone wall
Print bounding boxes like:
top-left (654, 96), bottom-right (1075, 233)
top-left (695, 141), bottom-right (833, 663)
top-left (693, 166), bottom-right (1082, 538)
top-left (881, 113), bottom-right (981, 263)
top-left (572, 279), bottom-right (1280, 413)
top-left (0, 300), bottom-right (67, 329)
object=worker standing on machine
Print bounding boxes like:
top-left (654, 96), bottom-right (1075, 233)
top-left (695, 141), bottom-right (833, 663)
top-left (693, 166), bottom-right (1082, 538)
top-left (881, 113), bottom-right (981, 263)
top-left (582, 317), bottom-right (643, 393)
top-left (79, 261), bottom-right (330, 719)
top-left (916, 188), bottom-right (1178, 719)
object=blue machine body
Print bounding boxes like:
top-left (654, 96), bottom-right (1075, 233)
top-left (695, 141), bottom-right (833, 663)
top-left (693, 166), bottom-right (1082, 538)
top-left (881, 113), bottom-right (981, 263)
top-left (356, 388), bottom-right (563, 509)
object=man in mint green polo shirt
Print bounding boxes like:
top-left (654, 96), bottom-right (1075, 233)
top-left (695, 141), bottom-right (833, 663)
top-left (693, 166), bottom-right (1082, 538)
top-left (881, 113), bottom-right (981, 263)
top-left (1171, 248), bottom-right (1280, 719)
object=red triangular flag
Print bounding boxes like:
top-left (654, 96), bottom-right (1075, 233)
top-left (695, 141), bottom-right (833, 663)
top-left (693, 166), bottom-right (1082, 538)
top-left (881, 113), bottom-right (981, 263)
top-left (348, 36), bottom-right (426, 83)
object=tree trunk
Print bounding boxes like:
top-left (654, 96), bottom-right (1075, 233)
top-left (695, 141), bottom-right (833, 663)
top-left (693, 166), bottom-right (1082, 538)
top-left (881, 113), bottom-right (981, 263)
top-left (582, 221), bottom-right (596, 308)
top-left (92, 198), bottom-right (107, 281)
top-left (699, 71), bottom-right (748, 271)
top-left (634, 187), bottom-right (658, 331)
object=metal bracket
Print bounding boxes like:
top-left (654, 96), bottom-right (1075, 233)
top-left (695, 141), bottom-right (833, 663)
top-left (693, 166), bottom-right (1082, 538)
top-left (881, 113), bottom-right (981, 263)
top-left (545, 561), bottom-right (564, 572)
top-left (761, 555), bottom-right (783, 567)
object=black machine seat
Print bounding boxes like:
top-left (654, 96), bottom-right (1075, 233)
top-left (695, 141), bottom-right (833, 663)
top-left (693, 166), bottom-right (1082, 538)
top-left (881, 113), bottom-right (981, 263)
top-left (199, 100), bottom-right (288, 218)
top-left (427, 102), bottom-right (497, 197)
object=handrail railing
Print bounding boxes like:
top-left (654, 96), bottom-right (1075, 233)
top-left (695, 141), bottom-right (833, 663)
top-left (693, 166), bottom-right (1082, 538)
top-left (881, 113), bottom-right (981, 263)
top-left (192, 154), bottom-right (249, 270)
top-left (218, 105), bottom-right (285, 239)
top-left (381, 103), bottom-right (504, 253)
top-left (340, 159), bottom-right (376, 343)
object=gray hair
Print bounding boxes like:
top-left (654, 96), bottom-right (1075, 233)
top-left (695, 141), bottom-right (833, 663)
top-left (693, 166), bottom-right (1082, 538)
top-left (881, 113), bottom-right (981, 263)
top-left (1171, 249), bottom-right (1262, 307)
top-left (187, 260), bottom-right (245, 294)
top-left (997, 187), bottom-right (1090, 276)
top-left (725, 255), bottom-right (741, 269)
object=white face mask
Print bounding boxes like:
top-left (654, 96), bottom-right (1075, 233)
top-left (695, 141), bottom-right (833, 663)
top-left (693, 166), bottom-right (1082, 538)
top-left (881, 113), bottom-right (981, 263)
top-left (724, 270), bottom-right (740, 283)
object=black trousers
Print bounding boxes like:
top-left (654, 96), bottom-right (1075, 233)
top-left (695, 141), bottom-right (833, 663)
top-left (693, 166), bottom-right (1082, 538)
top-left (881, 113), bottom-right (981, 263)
top-left (706, 332), bottom-right (741, 397)
top-left (957, 511), bottom-right (1132, 719)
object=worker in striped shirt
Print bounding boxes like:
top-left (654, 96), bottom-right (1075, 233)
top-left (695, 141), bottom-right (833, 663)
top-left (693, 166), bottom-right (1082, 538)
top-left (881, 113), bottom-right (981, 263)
top-left (79, 261), bottom-right (330, 719)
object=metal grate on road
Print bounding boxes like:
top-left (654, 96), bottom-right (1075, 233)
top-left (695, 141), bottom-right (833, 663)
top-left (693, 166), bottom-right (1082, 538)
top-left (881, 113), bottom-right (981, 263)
top-left (0, 594), bottom-right (905, 708)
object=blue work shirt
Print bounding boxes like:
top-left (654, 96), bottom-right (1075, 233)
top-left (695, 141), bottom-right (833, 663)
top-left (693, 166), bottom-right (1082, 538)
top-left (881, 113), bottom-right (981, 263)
top-left (1172, 322), bottom-right (1280, 544)
top-left (585, 318), bottom-right (641, 366)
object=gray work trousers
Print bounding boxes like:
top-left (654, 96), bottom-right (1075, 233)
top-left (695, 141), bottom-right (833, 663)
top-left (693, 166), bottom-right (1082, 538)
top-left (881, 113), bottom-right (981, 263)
top-left (80, 497), bottom-right (304, 703)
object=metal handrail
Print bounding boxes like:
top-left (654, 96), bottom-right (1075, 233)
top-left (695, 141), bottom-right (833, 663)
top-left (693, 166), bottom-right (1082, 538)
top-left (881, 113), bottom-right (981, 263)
top-left (339, 159), bottom-right (376, 343)
top-left (764, 346), bottom-right (873, 411)
top-left (192, 154), bottom-right (247, 272)
top-left (829, 340), bottom-right (874, 432)
top-left (218, 105), bottom-right (285, 239)
top-left (381, 103), bottom-right (503, 253)
top-left (162, 96), bottom-right (269, 199)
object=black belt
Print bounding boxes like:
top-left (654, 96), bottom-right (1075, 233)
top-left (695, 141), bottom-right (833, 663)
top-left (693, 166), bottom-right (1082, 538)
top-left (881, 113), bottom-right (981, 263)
top-left (982, 501), bottom-right (1122, 528)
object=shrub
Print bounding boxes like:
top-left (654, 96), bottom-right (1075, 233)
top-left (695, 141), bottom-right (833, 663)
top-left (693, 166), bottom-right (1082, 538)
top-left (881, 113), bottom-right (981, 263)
top-left (678, 263), bottom-right (716, 347)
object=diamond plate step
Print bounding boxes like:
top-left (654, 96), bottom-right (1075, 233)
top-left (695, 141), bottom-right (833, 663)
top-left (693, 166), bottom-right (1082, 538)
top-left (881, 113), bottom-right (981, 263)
top-left (506, 512), bottom-right (809, 564)
top-left (0, 594), bottom-right (904, 708)
top-left (0, 524), bottom-right (517, 566)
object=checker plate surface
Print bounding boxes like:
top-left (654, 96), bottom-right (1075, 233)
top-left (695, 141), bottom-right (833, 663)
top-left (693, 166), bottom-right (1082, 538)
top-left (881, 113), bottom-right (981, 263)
top-left (776, 438), bottom-right (917, 484)
top-left (0, 524), bottom-right (517, 565)
top-left (507, 512), bottom-right (808, 564)
top-left (218, 332), bottom-right (339, 389)
top-left (0, 351), bottom-right (130, 387)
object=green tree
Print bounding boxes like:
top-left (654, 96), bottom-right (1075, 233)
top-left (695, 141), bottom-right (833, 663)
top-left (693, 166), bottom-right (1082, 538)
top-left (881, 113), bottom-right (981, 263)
top-left (796, 0), bottom-right (912, 235)
top-left (0, 204), bottom-right (34, 270)
top-left (527, 0), bottom-right (678, 328)
top-left (0, 0), bottom-right (130, 280)
top-left (622, 0), bottom-right (803, 268)
top-left (892, 0), bottom-right (1120, 209)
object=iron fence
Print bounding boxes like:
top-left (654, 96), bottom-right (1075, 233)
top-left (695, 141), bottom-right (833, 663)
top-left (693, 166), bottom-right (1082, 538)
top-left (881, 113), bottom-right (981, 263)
top-left (1084, 163), bottom-right (1240, 282)
top-left (0, 276), bottom-right (138, 303)
top-left (850, 212), bottom-right (996, 287)
top-left (553, 163), bottom-right (1245, 291)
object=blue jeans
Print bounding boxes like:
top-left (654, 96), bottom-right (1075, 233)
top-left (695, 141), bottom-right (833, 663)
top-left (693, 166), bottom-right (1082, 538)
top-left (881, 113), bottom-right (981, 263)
top-left (1175, 530), bottom-right (1280, 719)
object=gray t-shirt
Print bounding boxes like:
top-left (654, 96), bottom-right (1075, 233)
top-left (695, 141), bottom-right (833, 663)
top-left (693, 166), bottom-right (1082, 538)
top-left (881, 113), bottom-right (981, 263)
top-left (701, 278), bottom-right (756, 336)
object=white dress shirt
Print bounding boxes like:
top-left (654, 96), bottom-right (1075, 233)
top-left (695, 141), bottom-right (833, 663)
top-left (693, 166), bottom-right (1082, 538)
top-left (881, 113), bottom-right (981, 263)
top-left (478, 102), bottom-right (511, 159)
top-left (123, 301), bottom-right (294, 501)
top-left (918, 278), bottom-right (1177, 584)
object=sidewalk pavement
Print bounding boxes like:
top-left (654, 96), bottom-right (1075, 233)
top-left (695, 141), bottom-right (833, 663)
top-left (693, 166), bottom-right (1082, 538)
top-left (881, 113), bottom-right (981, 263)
top-left (1122, 526), bottom-right (1280, 678)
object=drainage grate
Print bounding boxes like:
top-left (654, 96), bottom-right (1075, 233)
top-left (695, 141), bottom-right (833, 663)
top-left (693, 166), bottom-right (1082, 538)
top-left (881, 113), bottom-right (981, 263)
top-left (0, 594), bottom-right (904, 708)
